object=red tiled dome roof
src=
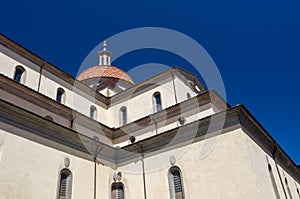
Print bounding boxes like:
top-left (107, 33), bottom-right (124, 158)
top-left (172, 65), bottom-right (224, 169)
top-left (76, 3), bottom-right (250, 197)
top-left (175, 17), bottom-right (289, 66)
top-left (77, 65), bottom-right (135, 84)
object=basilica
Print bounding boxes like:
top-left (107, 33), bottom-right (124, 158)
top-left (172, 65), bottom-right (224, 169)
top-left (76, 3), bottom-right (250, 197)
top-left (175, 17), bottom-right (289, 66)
top-left (0, 33), bottom-right (299, 199)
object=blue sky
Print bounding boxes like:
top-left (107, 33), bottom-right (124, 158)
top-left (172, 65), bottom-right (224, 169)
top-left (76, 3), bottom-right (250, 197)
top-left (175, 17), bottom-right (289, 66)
top-left (1, 0), bottom-right (299, 163)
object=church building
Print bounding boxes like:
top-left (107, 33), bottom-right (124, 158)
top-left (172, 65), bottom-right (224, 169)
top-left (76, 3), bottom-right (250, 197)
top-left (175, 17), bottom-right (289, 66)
top-left (0, 33), bottom-right (299, 199)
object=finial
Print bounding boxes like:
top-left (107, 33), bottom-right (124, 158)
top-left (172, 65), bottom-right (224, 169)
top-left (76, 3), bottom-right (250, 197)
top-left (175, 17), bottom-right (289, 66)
top-left (98, 40), bottom-right (112, 66)
top-left (103, 41), bottom-right (107, 51)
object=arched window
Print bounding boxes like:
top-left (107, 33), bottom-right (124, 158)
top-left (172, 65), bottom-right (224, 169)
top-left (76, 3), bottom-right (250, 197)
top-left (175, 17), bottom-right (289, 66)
top-left (186, 93), bottom-right (191, 99)
top-left (90, 105), bottom-right (97, 120)
top-left (58, 169), bottom-right (72, 199)
top-left (111, 182), bottom-right (124, 199)
top-left (153, 92), bottom-right (162, 112)
top-left (120, 106), bottom-right (127, 125)
top-left (13, 65), bottom-right (26, 83)
top-left (268, 164), bottom-right (280, 199)
top-left (285, 177), bottom-right (293, 199)
top-left (56, 88), bottom-right (66, 104)
top-left (168, 166), bottom-right (185, 199)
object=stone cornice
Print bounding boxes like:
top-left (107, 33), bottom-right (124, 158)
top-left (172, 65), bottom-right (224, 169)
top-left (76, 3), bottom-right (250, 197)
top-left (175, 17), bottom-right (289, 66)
top-left (0, 97), bottom-right (117, 168)
top-left (112, 90), bottom-right (228, 142)
top-left (0, 34), bottom-right (298, 182)
top-left (0, 73), bottom-right (114, 138)
top-left (172, 66), bottom-right (207, 92)
top-left (0, 34), bottom-right (108, 107)
top-left (0, 72), bottom-right (226, 142)
top-left (1, 95), bottom-right (298, 181)
top-left (237, 106), bottom-right (300, 183)
top-left (117, 105), bottom-right (300, 182)
top-left (0, 34), bottom-right (206, 108)
top-left (109, 67), bottom-right (207, 106)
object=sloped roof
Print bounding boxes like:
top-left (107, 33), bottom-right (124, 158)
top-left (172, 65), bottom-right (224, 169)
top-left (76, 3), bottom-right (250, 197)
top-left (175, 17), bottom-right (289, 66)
top-left (77, 65), bottom-right (135, 84)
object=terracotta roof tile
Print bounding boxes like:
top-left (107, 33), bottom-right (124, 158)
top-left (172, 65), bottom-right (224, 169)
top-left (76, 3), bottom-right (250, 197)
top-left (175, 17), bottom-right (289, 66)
top-left (77, 65), bottom-right (135, 84)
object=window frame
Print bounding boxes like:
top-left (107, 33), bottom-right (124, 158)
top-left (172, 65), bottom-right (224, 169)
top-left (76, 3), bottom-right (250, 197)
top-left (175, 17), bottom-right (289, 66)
top-left (13, 65), bottom-right (26, 84)
top-left (168, 166), bottom-right (185, 199)
top-left (90, 105), bottom-right (97, 120)
top-left (186, 93), bottom-right (191, 99)
top-left (120, 106), bottom-right (127, 126)
top-left (57, 168), bottom-right (72, 199)
top-left (153, 92), bottom-right (162, 112)
top-left (111, 182), bottom-right (125, 199)
top-left (56, 88), bottom-right (66, 104)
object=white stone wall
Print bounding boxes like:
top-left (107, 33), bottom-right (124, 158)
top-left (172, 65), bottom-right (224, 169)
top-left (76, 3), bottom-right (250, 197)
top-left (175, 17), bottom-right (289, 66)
top-left (114, 106), bottom-right (216, 148)
top-left (0, 45), bottom-right (108, 126)
top-left (107, 75), bottom-right (199, 129)
top-left (0, 128), bottom-right (96, 199)
top-left (137, 129), bottom-right (261, 199)
top-left (173, 76), bottom-right (197, 103)
top-left (244, 129), bottom-right (300, 198)
top-left (0, 47), bottom-right (40, 90)
top-left (0, 119), bottom-right (299, 198)
top-left (0, 44), bottom-right (204, 132)
top-left (117, 128), bottom-right (300, 199)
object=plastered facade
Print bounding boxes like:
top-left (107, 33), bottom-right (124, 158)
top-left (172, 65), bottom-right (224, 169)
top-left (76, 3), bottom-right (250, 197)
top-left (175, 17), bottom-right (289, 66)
top-left (0, 34), bottom-right (299, 199)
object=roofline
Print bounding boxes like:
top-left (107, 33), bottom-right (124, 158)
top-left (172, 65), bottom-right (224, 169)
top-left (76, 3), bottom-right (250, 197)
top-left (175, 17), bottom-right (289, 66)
top-left (0, 33), bottom-right (109, 106)
top-left (1, 34), bottom-right (298, 179)
top-left (112, 90), bottom-right (229, 141)
top-left (0, 34), bottom-right (207, 107)
top-left (77, 65), bottom-right (135, 84)
top-left (0, 72), bottom-right (227, 141)
top-left (171, 66), bottom-right (207, 92)
top-left (118, 105), bottom-right (300, 182)
top-left (0, 70), bottom-right (227, 140)
top-left (109, 66), bottom-right (207, 106)
top-left (238, 105), bottom-right (300, 182)
top-left (1, 95), bottom-right (298, 180)
top-left (0, 73), bottom-right (114, 137)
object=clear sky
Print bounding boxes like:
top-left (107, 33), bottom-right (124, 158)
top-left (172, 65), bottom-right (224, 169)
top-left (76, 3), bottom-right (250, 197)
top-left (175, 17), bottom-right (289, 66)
top-left (1, 0), bottom-right (299, 163)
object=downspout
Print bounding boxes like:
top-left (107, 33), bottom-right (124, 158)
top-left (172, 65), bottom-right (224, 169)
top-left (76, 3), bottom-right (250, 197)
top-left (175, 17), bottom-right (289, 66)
top-left (140, 144), bottom-right (147, 199)
top-left (37, 61), bottom-right (46, 92)
top-left (170, 70), bottom-right (178, 104)
top-left (133, 143), bottom-right (147, 199)
top-left (94, 156), bottom-right (97, 199)
top-left (272, 144), bottom-right (287, 199)
top-left (93, 140), bottom-right (103, 199)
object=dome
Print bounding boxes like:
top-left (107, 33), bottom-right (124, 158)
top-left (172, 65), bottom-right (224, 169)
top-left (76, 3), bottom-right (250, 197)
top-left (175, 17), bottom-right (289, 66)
top-left (77, 65), bottom-right (135, 84)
